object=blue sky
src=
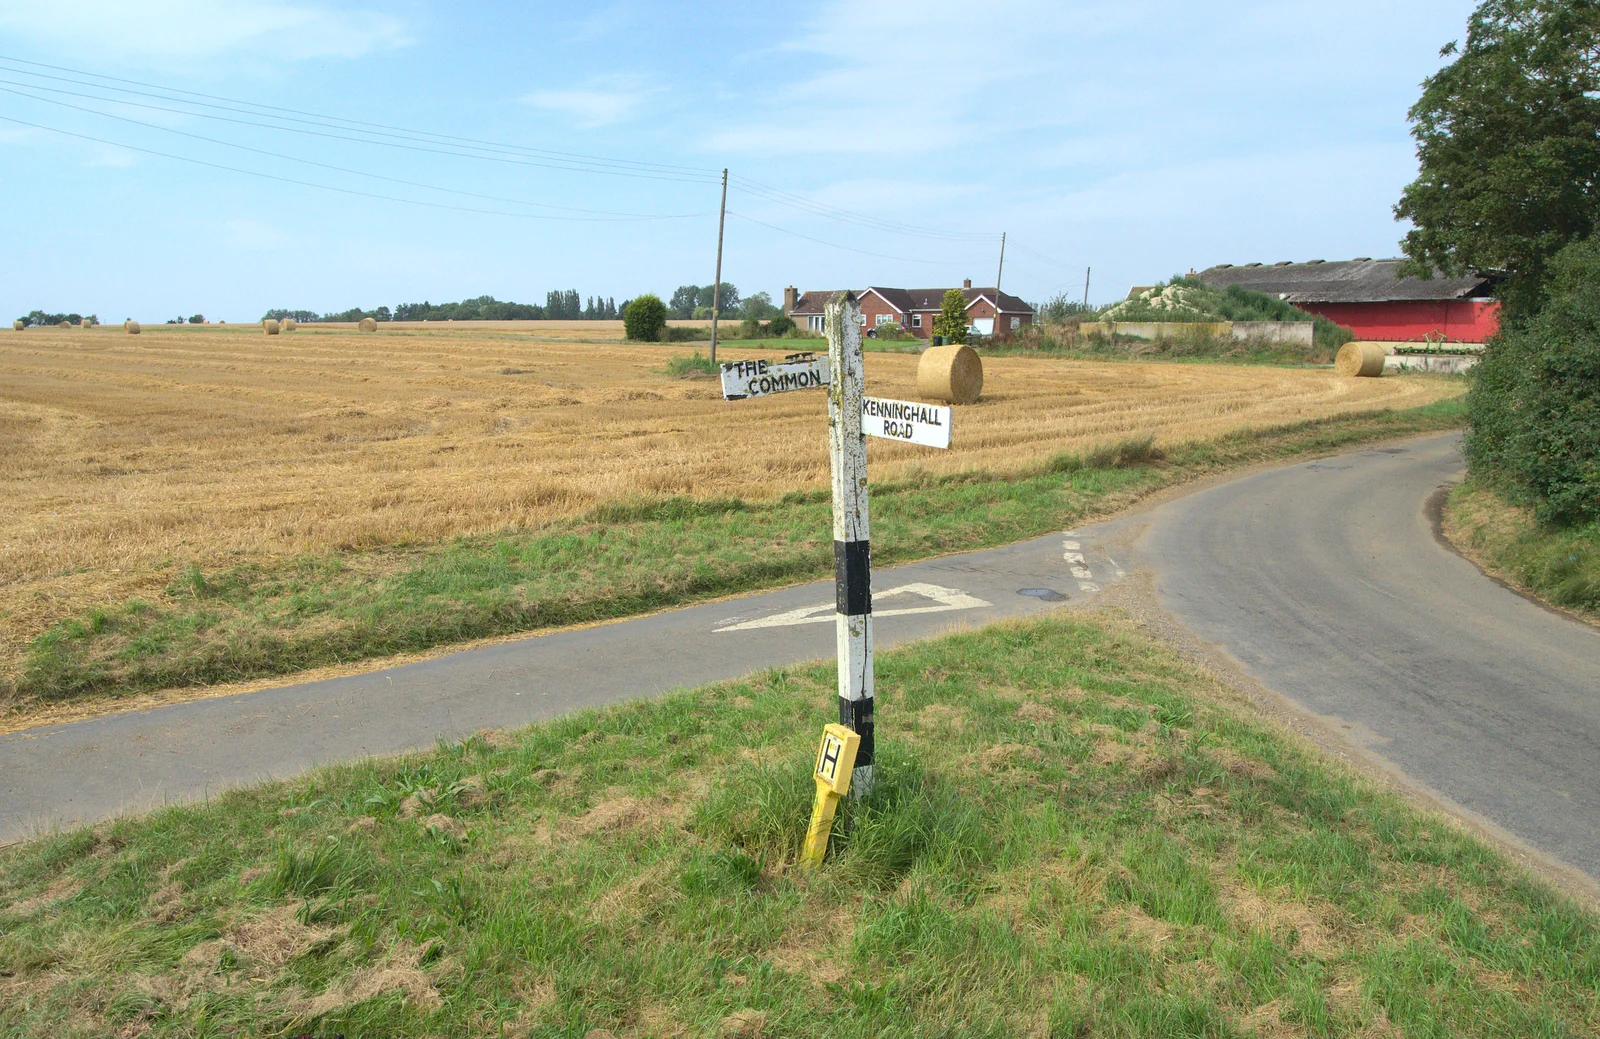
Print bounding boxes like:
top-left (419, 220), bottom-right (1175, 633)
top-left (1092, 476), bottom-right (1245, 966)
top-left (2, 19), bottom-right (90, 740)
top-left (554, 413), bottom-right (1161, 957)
top-left (0, 0), bottom-right (1478, 322)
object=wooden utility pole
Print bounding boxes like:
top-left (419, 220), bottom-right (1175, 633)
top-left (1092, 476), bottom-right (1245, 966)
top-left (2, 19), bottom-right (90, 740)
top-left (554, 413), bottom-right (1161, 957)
top-left (996, 231), bottom-right (1006, 293)
top-left (1083, 266), bottom-right (1092, 310)
top-left (825, 291), bottom-right (874, 799)
top-left (710, 168), bottom-right (728, 365)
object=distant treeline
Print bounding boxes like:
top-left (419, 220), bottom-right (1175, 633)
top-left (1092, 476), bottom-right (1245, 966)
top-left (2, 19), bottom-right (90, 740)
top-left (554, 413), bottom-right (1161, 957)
top-left (263, 284), bottom-right (793, 325)
top-left (263, 292), bottom-right (621, 324)
top-left (15, 310), bottom-right (96, 326)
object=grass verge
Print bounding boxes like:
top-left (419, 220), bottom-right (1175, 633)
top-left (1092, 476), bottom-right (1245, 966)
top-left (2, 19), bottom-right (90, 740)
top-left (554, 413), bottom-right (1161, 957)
top-left (3, 612), bottom-right (1596, 1037)
top-left (6, 396), bottom-right (1468, 714)
top-left (1443, 479), bottom-right (1600, 616)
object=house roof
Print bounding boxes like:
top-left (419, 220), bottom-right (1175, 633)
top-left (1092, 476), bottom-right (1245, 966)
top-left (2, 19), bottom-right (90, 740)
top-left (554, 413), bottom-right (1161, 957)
top-left (1195, 258), bottom-right (1496, 304)
top-left (790, 286), bottom-right (1037, 319)
top-left (788, 290), bottom-right (852, 316)
top-left (900, 287), bottom-right (1035, 314)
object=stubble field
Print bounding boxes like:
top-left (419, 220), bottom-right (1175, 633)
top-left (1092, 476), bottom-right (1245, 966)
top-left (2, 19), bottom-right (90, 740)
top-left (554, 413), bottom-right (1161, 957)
top-left (0, 323), bottom-right (1460, 700)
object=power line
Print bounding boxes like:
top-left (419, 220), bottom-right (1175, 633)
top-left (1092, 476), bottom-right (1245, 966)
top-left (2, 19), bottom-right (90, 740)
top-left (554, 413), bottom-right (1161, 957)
top-left (0, 54), bottom-right (718, 182)
top-left (0, 84), bottom-right (696, 219)
top-left (0, 69), bottom-right (715, 185)
top-left (0, 113), bottom-right (706, 223)
top-left (725, 211), bottom-right (981, 267)
top-left (730, 174), bottom-right (1001, 242)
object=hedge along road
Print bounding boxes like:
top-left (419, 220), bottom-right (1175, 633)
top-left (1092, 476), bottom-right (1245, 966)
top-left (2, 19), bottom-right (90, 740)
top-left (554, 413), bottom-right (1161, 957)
top-left (5, 430), bottom-right (1599, 889)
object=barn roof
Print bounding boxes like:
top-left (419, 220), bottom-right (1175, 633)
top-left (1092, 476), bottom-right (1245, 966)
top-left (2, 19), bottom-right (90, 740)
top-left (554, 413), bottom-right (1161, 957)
top-left (1195, 258), bottom-right (1497, 304)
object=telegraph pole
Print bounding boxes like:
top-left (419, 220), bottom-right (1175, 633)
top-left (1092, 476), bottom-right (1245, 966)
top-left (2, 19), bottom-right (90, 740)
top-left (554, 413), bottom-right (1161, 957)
top-left (1083, 266), bottom-right (1092, 310)
top-left (710, 168), bottom-right (728, 365)
top-left (995, 231), bottom-right (1006, 293)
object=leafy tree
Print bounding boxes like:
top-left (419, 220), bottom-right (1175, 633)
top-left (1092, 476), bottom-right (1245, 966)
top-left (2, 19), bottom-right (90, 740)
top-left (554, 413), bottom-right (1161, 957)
top-left (188, 314), bottom-right (205, 324)
top-left (21, 309), bottom-right (82, 327)
top-left (704, 282), bottom-right (740, 315)
top-left (932, 288), bottom-right (970, 343)
top-left (768, 314), bottom-right (795, 337)
top-left (623, 293), bottom-right (668, 342)
top-left (1395, 0), bottom-right (1600, 318)
top-left (669, 285), bottom-right (699, 319)
top-left (1467, 233), bottom-right (1600, 524)
top-left (741, 291), bottom-right (781, 320)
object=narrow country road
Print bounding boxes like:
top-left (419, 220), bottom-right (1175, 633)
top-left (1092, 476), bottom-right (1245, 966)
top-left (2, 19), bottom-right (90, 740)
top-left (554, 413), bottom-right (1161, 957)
top-left (0, 524), bottom-right (1110, 843)
top-left (4, 432), bottom-right (1598, 888)
top-left (1139, 433), bottom-right (1600, 878)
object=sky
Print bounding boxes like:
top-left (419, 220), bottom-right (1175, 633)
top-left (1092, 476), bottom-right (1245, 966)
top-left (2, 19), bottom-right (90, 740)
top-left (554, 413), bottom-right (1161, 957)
top-left (0, 0), bottom-right (1480, 322)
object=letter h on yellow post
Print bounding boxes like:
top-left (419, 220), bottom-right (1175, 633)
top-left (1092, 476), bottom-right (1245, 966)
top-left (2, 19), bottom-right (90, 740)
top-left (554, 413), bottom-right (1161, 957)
top-left (801, 723), bottom-right (862, 867)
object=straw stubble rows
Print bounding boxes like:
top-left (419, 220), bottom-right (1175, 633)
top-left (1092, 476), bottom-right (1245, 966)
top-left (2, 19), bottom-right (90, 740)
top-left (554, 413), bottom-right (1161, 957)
top-left (0, 324), bottom-right (1457, 673)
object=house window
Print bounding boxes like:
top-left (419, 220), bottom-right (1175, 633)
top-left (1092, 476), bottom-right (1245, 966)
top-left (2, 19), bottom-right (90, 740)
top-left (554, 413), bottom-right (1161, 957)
top-left (808, 315), bottom-right (824, 331)
top-left (1010, 316), bottom-right (1021, 330)
top-left (875, 313), bottom-right (895, 325)
top-left (911, 314), bottom-right (922, 328)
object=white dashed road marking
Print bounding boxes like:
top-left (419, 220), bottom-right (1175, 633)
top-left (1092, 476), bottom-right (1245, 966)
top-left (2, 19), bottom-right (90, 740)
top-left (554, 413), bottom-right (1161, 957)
top-left (1065, 532), bottom-right (1100, 593)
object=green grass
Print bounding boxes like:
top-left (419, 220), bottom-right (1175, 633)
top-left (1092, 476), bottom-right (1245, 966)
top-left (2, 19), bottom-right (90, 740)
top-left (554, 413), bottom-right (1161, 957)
top-left (1445, 479), bottom-right (1600, 614)
top-left (3, 611), bottom-right (1596, 1037)
top-left (5, 397), bottom-right (1468, 714)
top-left (661, 351), bottom-right (721, 378)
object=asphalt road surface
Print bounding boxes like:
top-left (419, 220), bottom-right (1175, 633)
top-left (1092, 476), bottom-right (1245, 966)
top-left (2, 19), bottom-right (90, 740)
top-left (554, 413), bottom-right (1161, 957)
top-left (5, 431), bottom-right (1597, 887)
top-left (0, 525), bottom-right (1117, 843)
top-left (1140, 432), bottom-right (1600, 878)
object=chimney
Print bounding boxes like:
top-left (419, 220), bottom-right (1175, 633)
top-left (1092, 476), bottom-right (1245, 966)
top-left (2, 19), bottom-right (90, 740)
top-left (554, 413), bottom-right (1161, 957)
top-left (783, 286), bottom-right (799, 316)
top-left (962, 278), bottom-right (972, 289)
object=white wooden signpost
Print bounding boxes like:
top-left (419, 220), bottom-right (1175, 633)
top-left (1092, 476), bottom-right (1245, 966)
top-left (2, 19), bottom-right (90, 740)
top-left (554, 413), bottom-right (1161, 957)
top-left (720, 291), bottom-right (951, 863)
top-left (719, 352), bottom-right (829, 401)
top-left (861, 397), bottom-right (953, 449)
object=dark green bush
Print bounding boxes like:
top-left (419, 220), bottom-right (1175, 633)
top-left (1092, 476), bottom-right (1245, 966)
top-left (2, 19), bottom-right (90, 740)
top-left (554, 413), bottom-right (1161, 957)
top-left (623, 293), bottom-right (668, 342)
top-left (1466, 234), bottom-right (1600, 525)
top-left (768, 315), bottom-right (795, 336)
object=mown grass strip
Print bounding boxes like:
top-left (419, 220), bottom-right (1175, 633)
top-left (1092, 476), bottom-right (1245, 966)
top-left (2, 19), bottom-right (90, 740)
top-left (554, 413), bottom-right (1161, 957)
top-left (1, 611), bottom-right (1594, 1037)
top-left (1444, 478), bottom-right (1600, 615)
top-left (7, 397), bottom-right (1467, 711)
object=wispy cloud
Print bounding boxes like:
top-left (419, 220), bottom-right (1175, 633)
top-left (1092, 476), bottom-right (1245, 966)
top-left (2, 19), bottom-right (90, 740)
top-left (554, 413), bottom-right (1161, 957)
top-left (521, 78), bottom-right (658, 128)
top-left (0, 0), bottom-right (411, 62)
top-left (706, 0), bottom-right (1123, 156)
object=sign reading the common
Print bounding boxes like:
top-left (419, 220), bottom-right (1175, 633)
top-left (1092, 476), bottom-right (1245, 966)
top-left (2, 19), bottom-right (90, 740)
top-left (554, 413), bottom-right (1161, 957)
top-left (720, 353), bottom-right (829, 401)
top-left (861, 396), bottom-right (952, 449)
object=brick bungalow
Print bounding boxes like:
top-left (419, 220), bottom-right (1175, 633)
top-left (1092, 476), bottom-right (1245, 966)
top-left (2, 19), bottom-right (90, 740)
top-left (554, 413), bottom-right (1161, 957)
top-left (1195, 258), bottom-right (1501, 343)
top-left (783, 281), bottom-right (1035, 340)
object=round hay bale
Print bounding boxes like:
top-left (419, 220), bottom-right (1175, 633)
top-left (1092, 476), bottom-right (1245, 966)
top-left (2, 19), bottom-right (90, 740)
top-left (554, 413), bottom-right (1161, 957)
top-left (125, 320), bottom-right (141, 335)
top-left (281, 317), bottom-right (297, 331)
top-left (916, 343), bottom-right (984, 404)
top-left (358, 316), bottom-right (377, 333)
top-left (11, 319), bottom-right (23, 331)
top-left (1335, 341), bottom-right (1387, 377)
top-left (59, 319), bottom-right (73, 328)
top-left (262, 318), bottom-right (281, 335)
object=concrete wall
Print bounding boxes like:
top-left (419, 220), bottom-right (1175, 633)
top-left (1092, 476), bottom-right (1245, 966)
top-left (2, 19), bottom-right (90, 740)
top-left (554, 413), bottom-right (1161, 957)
top-left (1078, 320), bottom-right (1311, 343)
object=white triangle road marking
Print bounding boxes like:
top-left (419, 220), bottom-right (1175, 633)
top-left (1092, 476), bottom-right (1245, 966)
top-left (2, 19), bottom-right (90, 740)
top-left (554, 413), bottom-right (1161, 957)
top-left (714, 582), bottom-right (992, 632)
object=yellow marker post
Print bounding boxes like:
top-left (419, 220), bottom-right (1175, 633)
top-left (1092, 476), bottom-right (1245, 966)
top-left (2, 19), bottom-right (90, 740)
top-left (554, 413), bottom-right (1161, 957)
top-left (801, 723), bottom-right (861, 868)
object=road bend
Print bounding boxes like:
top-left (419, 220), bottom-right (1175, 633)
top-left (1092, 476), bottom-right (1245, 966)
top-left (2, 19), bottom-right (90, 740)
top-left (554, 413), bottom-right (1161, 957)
top-left (1140, 432), bottom-right (1600, 878)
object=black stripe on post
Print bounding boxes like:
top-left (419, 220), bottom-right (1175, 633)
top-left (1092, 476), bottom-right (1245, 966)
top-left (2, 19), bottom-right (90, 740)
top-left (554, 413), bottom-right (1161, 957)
top-left (834, 539), bottom-right (872, 617)
top-left (839, 694), bottom-right (873, 777)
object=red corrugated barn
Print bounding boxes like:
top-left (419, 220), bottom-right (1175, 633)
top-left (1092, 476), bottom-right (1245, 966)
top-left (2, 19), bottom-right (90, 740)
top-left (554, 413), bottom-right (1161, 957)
top-left (1196, 258), bottom-right (1501, 343)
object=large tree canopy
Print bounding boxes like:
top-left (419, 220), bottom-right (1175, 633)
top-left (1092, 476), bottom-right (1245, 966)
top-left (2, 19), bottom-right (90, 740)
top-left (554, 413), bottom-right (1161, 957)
top-left (1395, 0), bottom-right (1600, 318)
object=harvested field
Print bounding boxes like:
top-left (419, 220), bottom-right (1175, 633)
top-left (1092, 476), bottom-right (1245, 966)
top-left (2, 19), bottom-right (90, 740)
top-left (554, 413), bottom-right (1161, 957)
top-left (0, 325), bottom-right (1458, 673)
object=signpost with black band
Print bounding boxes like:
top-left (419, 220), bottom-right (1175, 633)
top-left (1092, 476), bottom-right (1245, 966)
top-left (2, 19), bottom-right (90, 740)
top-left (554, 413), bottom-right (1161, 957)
top-left (824, 291), bottom-right (876, 800)
top-left (719, 289), bottom-right (953, 860)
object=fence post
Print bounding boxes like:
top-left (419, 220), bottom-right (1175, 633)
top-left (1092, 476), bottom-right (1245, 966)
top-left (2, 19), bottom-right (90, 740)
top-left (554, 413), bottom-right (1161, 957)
top-left (825, 291), bottom-right (873, 798)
